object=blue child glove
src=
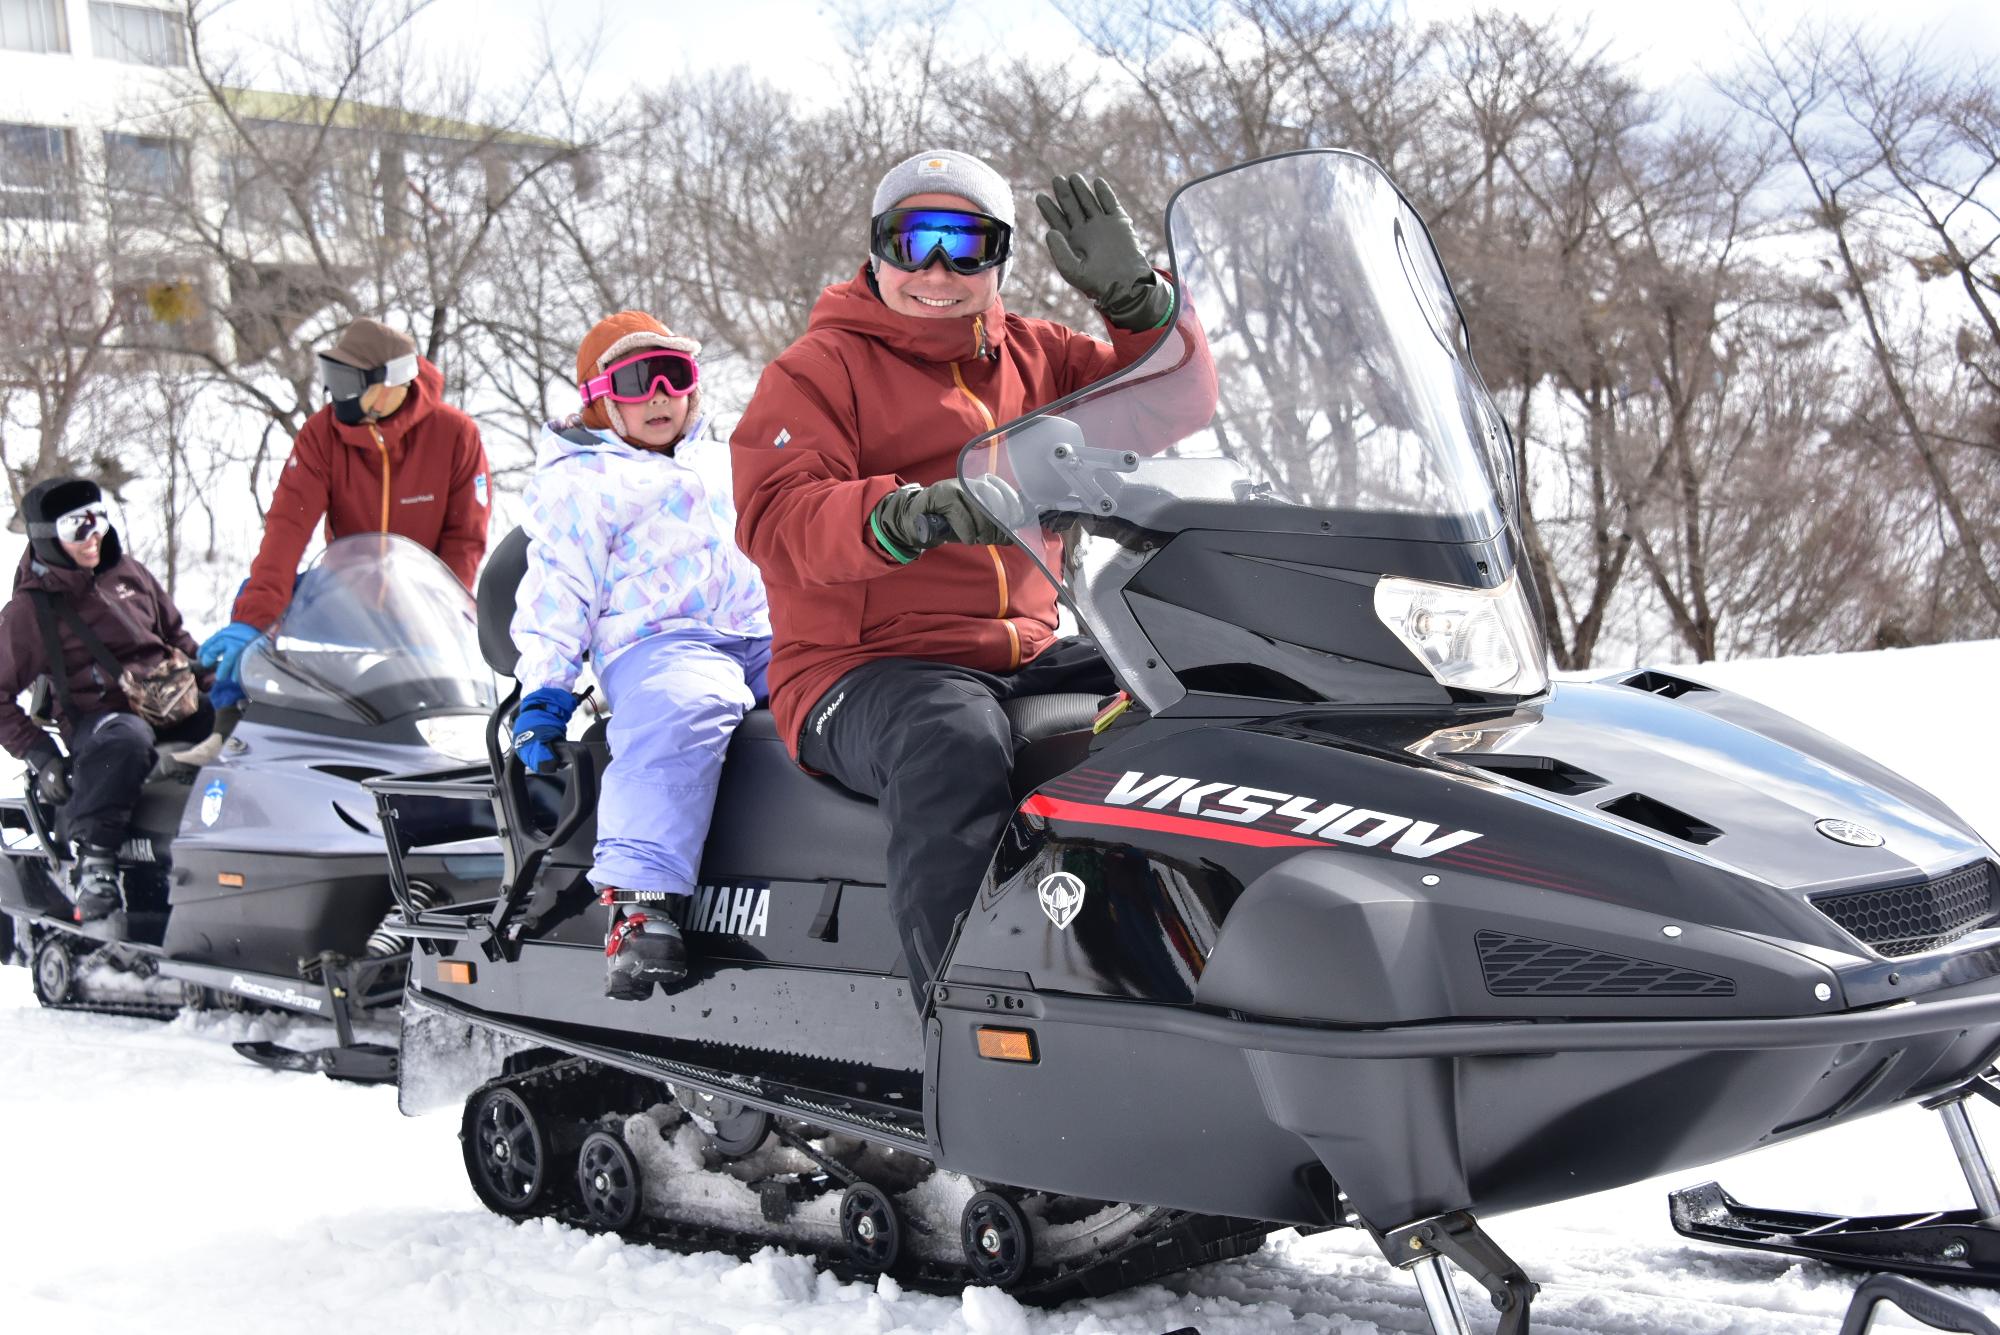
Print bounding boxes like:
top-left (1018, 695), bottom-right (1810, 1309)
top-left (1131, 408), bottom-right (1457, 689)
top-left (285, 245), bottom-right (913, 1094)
top-left (512, 687), bottom-right (578, 774)
top-left (198, 622), bottom-right (262, 687)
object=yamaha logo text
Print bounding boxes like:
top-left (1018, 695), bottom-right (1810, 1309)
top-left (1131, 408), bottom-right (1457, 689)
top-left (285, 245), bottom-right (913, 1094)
top-left (687, 883), bottom-right (770, 937)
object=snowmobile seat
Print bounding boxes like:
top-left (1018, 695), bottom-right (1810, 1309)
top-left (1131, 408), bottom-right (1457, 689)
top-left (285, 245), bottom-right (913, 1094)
top-left (478, 526), bottom-right (533, 679)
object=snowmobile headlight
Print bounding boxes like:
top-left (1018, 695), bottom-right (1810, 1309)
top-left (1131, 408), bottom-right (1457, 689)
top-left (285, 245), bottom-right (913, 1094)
top-left (1373, 572), bottom-right (1548, 696)
top-left (416, 714), bottom-right (489, 764)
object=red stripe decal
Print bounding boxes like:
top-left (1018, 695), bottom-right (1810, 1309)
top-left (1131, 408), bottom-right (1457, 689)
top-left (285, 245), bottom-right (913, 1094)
top-left (1020, 794), bottom-right (1325, 849)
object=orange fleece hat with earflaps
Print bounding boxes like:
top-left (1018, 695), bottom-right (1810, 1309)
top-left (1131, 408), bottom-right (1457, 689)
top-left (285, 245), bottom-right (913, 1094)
top-left (575, 310), bottom-right (704, 443)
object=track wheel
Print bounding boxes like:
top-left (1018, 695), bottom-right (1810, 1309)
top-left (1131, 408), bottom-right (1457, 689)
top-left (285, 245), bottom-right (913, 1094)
top-left (31, 935), bottom-right (75, 1007)
top-left (840, 1182), bottom-right (902, 1272)
top-left (462, 1085), bottom-right (549, 1216)
top-left (575, 1130), bottom-right (643, 1231)
top-left (961, 1190), bottom-right (1033, 1287)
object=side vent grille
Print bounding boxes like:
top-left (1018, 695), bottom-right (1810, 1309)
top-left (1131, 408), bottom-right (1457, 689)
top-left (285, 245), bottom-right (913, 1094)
top-left (1477, 930), bottom-right (1736, 997)
top-left (1812, 862), bottom-right (2000, 958)
top-left (1599, 791), bottom-right (1723, 845)
top-left (1455, 754), bottom-right (1608, 796)
top-left (1620, 670), bottom-right (1714, 699)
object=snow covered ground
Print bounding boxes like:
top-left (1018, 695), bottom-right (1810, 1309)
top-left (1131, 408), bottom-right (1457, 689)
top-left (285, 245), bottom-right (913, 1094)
top-left (4, 642), bottom-right (2000, 1334)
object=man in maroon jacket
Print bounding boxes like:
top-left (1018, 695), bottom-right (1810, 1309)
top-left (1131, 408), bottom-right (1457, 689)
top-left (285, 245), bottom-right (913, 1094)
top-left (733, 150), bottom-right (1212, 1003)
top-left (0, 477), bottom-right (216, 919)
top-left (199, 318), bottom-right (491, 705)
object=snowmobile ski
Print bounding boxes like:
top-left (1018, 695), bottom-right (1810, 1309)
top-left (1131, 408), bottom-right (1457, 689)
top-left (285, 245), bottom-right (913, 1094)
top-left (233, 1039), bottom-right (398, 1083)
top-left (1839, 1274), bottom-right (2000, 1334)
top-left (1673, 1079), bottom-right (2000, 1290)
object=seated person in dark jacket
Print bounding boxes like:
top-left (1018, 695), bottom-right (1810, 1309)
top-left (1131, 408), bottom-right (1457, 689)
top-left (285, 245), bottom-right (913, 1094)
top-left (0, 477), bottom-right (215, 920)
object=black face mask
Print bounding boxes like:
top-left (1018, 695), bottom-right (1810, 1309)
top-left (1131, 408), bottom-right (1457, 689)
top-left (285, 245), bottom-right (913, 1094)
top-left (332, 397), bottom-right (367, 426)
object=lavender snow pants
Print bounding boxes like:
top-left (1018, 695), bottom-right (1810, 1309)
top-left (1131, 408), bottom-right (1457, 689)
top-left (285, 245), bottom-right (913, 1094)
top-left (588, 630), bottom-right (771, 896)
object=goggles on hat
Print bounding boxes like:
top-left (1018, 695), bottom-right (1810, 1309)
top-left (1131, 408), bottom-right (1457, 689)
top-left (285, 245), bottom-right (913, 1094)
top-left (318, 352), bottom-right (419, 403)
top-left (579, 349), bottom-right (700, 405)
top-left (51, 503), bottom-right (112, 544)
top-left (871, 208), bottom-right (1012, 275)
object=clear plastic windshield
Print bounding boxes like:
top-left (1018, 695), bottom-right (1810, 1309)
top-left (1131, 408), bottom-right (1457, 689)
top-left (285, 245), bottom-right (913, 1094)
top-left (239, 534), bottom-right (496, 724)
top-left (961, 150), bottom-right (1531, 707)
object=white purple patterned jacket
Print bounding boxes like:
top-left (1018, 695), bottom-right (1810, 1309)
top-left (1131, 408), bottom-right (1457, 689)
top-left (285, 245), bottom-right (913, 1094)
top-left (510, 418), bottom-right (770, 693)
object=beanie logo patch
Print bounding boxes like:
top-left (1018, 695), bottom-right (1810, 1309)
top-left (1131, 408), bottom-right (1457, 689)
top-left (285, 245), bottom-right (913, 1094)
top-left (920, 158), bottom-right (949, 174)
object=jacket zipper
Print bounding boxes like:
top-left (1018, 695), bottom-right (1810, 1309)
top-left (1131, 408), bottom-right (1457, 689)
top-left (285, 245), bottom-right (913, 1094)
top-left (368, 424), bottom-right (391, 530)
top-left (948, 355), bottom-right (1018, 670)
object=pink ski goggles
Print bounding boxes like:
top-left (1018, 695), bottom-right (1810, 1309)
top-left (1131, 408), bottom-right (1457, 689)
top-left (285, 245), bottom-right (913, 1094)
top-left (579, 349), bottom-right (699, 405)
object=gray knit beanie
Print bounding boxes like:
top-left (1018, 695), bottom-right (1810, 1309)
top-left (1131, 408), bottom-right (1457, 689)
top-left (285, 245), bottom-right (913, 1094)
top-left (871, 149), bottom-right (1016, 227)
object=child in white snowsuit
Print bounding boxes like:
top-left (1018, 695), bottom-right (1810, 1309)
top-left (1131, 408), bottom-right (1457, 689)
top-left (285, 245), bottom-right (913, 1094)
top-left (509, 311), bottom-right (771, 1000)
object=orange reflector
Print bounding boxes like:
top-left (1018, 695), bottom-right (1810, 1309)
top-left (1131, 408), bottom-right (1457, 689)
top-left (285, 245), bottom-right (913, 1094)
top-left (217, 872), bottom-right (244, 887)
top-left (975, 1027), bottom-right (1036, 1063)
top-left (436, 960), bottom-right (475, 985)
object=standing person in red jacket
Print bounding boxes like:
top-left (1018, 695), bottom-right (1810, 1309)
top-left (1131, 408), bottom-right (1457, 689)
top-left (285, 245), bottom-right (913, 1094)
top-left (732, 149), bottom-right (1211, 1004)
top-left (199, 318), bottom-right (491, 705)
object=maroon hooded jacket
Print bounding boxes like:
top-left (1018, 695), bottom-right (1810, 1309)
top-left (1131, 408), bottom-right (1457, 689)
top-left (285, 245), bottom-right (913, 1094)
top-left (233, 357), bottom-right (490, 629)
top-left (0, 534), bottom-right (212, 763)
top-left (731, 266), bottom-right (1214, 756)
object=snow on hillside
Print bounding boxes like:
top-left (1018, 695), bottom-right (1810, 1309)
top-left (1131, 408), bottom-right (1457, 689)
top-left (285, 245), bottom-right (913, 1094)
top-left (3, 642), bottom-right (2000, 1334)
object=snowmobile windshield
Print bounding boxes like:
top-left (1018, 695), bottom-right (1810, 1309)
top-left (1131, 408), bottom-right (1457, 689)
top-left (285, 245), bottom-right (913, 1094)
top-left (238, 534), bottom-right (497, 725)
top-left (959, 149), bottom-right (1541, 711)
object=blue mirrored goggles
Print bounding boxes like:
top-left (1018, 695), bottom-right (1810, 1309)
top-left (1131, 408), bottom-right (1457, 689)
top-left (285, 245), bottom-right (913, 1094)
top-left (870, 208), bottom-right (1013, 275)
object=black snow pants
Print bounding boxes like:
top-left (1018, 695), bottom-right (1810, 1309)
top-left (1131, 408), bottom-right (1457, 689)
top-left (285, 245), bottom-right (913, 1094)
top-left (797, 639), bottom-right (1116, 1007)
top-left (62, 703), bottom-right (214, 850)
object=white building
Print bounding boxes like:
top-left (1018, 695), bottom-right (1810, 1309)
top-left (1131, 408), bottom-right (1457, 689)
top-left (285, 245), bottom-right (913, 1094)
top-left (0, 1), bottom-right (208, 350)
top-left (0, 0), bottom-right (574, 366)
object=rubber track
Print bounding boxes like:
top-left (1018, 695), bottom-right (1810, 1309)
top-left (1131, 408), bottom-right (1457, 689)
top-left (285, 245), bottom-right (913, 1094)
top-left (41, 996), bottom-right (182, 1022)
top-left (475, 1057), bottom-right (1274, 1304)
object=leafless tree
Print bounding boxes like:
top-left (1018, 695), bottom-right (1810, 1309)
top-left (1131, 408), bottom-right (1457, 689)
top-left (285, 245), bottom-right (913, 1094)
top-left (1723, 21), bottom-right (2000, 625)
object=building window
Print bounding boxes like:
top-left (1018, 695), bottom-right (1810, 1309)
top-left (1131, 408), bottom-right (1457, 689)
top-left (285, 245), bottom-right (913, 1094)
top-left (89, 2), bottom-right (184, 67)
top-left (0, 0), bottom-right (68, 53)
top-left (0, 122), bottom-right (75, 220)
top-left (104, 131), bottom-right (187, 197)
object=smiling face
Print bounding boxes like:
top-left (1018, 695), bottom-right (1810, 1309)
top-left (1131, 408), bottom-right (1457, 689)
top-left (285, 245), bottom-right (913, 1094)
top-left (610, 388), bottom-right (691, 451)
top-left (873, 192), bottom-right (1003, 321)
top-left (60, 532), bottom-right (102, 569)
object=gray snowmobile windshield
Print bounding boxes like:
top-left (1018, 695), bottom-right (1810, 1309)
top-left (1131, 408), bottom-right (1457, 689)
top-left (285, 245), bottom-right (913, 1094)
top-left (958, 149), bottom-right (1533, 707)
top-left (238, 533), bottom-right (497, 724)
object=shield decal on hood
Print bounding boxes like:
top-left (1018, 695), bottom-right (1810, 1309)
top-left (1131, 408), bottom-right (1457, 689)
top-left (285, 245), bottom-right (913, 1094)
top-left (1037, 872), bottom-right (1086, 930)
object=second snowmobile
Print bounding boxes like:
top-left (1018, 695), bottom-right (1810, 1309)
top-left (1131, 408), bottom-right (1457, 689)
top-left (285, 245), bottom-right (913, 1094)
top-left (0, 534), bottom-right (502, 1079)
top-left (376, 151), bottom-right (2000, 1330)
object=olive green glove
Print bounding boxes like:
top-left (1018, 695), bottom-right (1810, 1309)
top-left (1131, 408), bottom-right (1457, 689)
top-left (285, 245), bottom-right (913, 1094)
top-left (1036, 173), bottom-right (1172, 333)
top-left (870, 476), bottom-right (1026, 563)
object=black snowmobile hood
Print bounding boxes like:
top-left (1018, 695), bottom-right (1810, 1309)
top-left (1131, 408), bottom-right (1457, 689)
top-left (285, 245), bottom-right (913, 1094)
top-left (1432, 674), bottom-right (1991, 893)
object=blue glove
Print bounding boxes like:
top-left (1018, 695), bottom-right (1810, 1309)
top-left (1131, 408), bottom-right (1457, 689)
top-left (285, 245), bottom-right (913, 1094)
top-left (512, 687), bottom-right (577, 774)
top-left (209, 677), bottom-right (246, 711)
top-left (198, 622), bottom-right (262, 687)
top-left (200, 623), bottom-right (260, 712)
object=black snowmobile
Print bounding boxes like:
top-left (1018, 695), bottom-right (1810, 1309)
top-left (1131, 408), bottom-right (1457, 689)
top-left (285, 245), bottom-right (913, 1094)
top-left (375, 150), bottom-right (2000, 1331)
top-left (0, 534), bottom-right (502, 1081)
